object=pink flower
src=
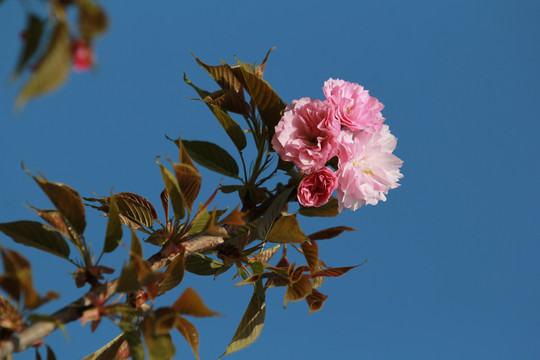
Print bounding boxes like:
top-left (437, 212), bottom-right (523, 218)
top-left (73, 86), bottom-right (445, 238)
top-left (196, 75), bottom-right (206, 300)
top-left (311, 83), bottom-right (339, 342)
top-left (336, 125), bottom-right (403, 211)
top-left (297, 166), bottom-right (338, 207)
top-left (272, 98), bottom-right (340, 173)
top-left (323, 78), bottom-right (385, 133)
top-left (72, 39), bottom-right (94, 72)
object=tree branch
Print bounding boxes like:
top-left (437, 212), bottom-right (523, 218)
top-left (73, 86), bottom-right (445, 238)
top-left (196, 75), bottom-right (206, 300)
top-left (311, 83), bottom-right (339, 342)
top-left (0, 234), bottom-right (224, 357)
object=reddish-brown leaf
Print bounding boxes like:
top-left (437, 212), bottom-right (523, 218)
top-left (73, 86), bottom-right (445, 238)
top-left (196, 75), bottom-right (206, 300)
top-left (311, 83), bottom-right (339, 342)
top-left (284, 275), bottom-right (312, 308)
top-left (309, 264), bottom-right (364, 278)
top-left (175, 316), bottom-right (200, 360)
top-left (305, 288), bottom-right (328, 314)
top-left (308, 226), bottom-right (355, 241)
top-left (172, 288), bottom-right (219, 317)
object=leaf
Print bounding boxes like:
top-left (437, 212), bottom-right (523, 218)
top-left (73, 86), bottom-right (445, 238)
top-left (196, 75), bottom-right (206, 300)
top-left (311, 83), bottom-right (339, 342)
top-left (308, 226), bottom-right (355, 241)
top-left (27, 170), bottom-right (86, 236)
top-left (172, 163), bottom-right (201, 212)
top-left (28, 206), bottom-right (81, 249)
top-left (120, 322), bottom-right (145, 360)
top-left (299, 196), bottom-right (339, 217)
top-left (193, 54), bottom-right (244, 94)
top-left (305, 288), bottom-right (328, 314)
top-left (46, 345), bottom-right (56, 360)
top-left (0, 221), bottom-right (70, 259)
top-left (116, 263), bottom-right (141, 293)
top-left (257, 186), bottom-right (294, 240)
top-left (232, 61), bottom-right (286, 139)
top-left (158, 251), bottom-right (184, 293)
top-left (12, 14), bottom-right (44, 79)
top-left (184, 253), bottom-right (230, 276)
top-left (86, 192), bottom-right (158, 230)
top-left (266, 215), bottom-right (308, 244)
top-left (284, 275), bottom-right (312, 308)
top-left (157, 159), bottom-right (186, 221)
top-left (220, 280), bottom-right (265, 358)
top-left (300, 240), bottom-right (324, 288)
top-left (250, 244), bottom-right (280, 264)
top-left (309, 264), bottom-right (364, 278)
top-left (187, 209), bottom-right (210, 236)
top-left (145, 229), bottom-right (170, 246)
top-left (254, 47), bottom-right (276, 79)
top-left (79, 0), bottom-right (108, 39)
top-left (81, 333), bottom-right (124, 360)
top-left (219, 205), bottom-right (245, 226)
top-left (142, 313), bottom-right (175, 360)
top-left (103, 193), bottom-right (123, 253)
top-left (181, 140), bottom-right (240, 179)
top-left (183, 72), bottom-right (211, 99)
top-left (175, 317), bottom-right (200, 360)
top-left (172, 288), bottom-right (219, 317)
top-left (207, 104), bottom-right (247, 151)
top-left (15, 22), bottom-right (70, 108)
top-left (205, 89), bottom-right (250, 115)
top-left (160, 189), bottom-right (169, 221)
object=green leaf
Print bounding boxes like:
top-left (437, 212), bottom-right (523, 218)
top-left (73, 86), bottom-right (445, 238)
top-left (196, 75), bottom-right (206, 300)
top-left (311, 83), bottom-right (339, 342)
top-left (220, 280), bottom-right (265, 358)
top-left (103, 193), bottom-right (122, 253)
top-left (81, 334), bottom-right (124, 360)
top-left (157, 159), bottom-right (186, 221)
top-left (158, 251), bottom-right (184, 293)
top-left (232, 61), bottom-right (286, 139)
top-left (184, 253), bottom-right (230, 276)
top-left (175, 317), bottom-right (200, 360)
top-left (257, 187), bottom-right (294, 240)
top-left (299, 196), bottom-right (339, 217)
top-left (79, 0), bottom-right (108, 39)
top-left (208, 104), bottom-right (247, 151)
top-left (116, 263), bottom-right (141, 293)
top-left (12, 14), bottom-right (44, 79)
top-left (187, 209), bottom-right (210, 236)
top-left (142, 313), bottom-right (175, 360)
top-left (182, 140), bottom-right (239, 179)
top-left (15, 22), bottom-right (70, 108)
top-left (120, 322), bottom-right (145, 360)
top-left (145, 229), bottom-right (170, 246)
top-left (27, 170), bottom-right (86, 236)
top-left (0, 221), bottom-right (70, 259)
top-left (266, 215), bottom-right (308, 244)
top-left (172, 287), bottom-right (219, 317)
top-left (308, 226), bottom-right (355, 241)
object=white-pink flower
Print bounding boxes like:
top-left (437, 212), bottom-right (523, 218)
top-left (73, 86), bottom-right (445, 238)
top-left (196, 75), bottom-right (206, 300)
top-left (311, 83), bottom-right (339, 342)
top-left (336, 125), bottom-right (403, 211)
top-left (297, 166), bottom-right (338, 207)
top-left (272, 97), bottom-right (340, 173)
top-left (323, 78), bottom-right (385, 133)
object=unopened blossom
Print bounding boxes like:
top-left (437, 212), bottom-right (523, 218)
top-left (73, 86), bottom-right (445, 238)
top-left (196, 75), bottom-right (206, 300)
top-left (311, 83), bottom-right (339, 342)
top-left (72, 39), bottom-right (94, 72)
top-left (297, 166), bottom-right (338, 207)
top-left (336, 125), bottom-right (403, 211)
top-left (272, 98), bottom-right (340, 173)
top-left (323, 78), bottom-right (385, 133)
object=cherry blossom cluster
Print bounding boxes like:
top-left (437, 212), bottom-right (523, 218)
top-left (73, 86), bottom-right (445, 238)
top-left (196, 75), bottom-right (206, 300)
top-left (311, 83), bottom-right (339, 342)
top-left (272, 79), bottom-right (403, 212)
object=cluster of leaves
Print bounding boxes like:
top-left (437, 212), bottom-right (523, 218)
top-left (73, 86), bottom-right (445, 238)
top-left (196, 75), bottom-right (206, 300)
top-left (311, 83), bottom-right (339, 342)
top-left (0, 51), bottom-right (363, 359)
top-left (10, 0), bottom-right (107, 108)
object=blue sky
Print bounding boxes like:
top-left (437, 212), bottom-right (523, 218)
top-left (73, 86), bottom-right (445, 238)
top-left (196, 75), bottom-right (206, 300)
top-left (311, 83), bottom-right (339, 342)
top-left (1, 0), bottom-right (539, 359)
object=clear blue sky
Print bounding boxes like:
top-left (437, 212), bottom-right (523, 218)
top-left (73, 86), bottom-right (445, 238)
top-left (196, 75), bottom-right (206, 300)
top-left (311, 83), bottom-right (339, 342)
top-left (1, 0), bottom-right (539, 359)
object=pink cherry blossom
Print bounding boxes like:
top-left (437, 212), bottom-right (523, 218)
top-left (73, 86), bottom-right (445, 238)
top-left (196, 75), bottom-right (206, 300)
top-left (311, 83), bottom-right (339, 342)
top-left (297, 166), bottom-right (338, 207)
top-left (72, 39), bottom-right (94, 72)
top-left (336, 125), bottom-right (403, 211)
top-left (323, 78), bottom-right (385, 133)
top-left (272, 97), bottom-right (340, 173)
